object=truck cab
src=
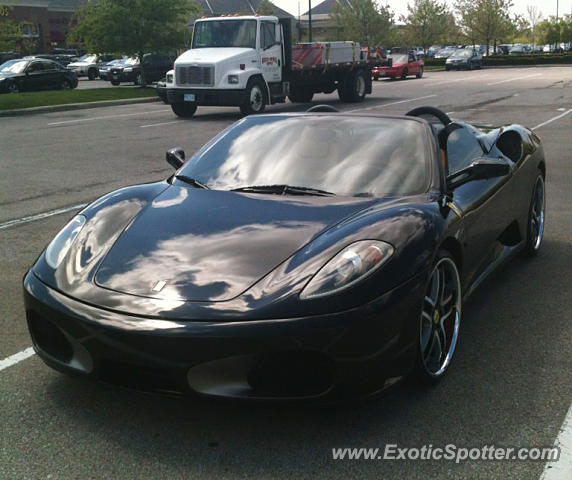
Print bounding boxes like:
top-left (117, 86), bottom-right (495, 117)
top-left (166, 16), bottom-right (285, 117)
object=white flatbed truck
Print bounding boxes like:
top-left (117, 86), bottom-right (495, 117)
top-left (163, 15), bottom-right (389, 117)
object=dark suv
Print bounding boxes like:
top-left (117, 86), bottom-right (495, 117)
top-left (108, 54), bottom-right (174, 85)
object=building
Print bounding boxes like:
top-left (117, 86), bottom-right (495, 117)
top-left (0, 0), bottom-right (84, 53)
top-left (297, 0), bottom-right (352, 41)
top-left (194, 0), bottom-right (292, 19)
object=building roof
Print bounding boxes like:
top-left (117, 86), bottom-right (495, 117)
top-left (0, 0), bottom-right (85, 12)
top-left (197, 0), bottom-right (293, 18)
top-left (303, 0), bottom-right (352, 16)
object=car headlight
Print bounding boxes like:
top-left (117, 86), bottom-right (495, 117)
top-left (45, 215), bottom-right (86, 269)
top-left (228, 74), bottom-right (239, 84)
top-left (300, 240), bottom-right (394, 299)
top-left (124, 67), bottom-right (133, 72)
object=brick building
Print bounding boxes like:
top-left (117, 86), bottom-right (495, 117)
top-left (0, 0), bottom-right (84, 53)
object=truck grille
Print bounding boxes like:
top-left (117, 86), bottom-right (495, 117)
top-left (176, 65), bottom-right (214, 86)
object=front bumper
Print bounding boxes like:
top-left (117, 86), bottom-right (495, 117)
top-left (24, 270), bottom-right (425, 401)
top-left (166, 87), bottom-right (247, 107)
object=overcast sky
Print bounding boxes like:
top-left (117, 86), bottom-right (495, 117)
top-left (272, 0), bottom-right (571, 21)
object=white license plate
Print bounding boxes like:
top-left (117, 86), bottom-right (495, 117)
top-left (184, 93), bottom-right (195, 102)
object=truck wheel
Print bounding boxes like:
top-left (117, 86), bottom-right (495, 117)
top-left (339, 69), bottom-right (366, 103)
top-left (110, 79), bottom-right (120, 86)
top-left (288, 89), bottom-right (314, 103)
top-left (88, 69), bottom-right (97, 80)
top-left (171, 102), bottom-right (197, 118)
top-left (240, 79), bottom-right (266, 115)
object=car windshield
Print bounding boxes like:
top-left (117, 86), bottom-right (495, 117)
top-left (192, 20), bottom-right (257, 49)
top-left (77, 54), bottom-right (98, 63)
top-left (0, 59), bottom-right (28, 73)
top-left (389, 54), bottom-right (408, 63)
top-left (454, 50), bottom-right (473, 58)
top-left (122, 57), bottom-right (139, 65)
top-left (178, 115), bottom-right (430, 197)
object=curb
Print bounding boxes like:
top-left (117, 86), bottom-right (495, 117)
top-left (0, 96), bottom-right (161, 117)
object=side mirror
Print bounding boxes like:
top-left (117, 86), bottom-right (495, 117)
top-left (447, 157), bottom-right (510, 190)
top-left (166, 147), bottom-right (185, 169)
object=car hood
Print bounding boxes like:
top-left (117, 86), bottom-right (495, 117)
top-left (94, 187), bottom-right (377, 302)
top-left (68, 61), bottom-right (91, 67)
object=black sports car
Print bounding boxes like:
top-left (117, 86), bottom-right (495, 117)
top-left (0, 58), bottom-right (78, 93)
top-left (24, 106), bottom-right (546, 401)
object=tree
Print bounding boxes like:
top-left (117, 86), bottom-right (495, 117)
top-left (526, 5), bottom-right (542, 45)
top-left (330, 0), bottom-right (394, 47)
top-left (68, 0), bottom-right (199, 85)
top-left (0, 6), bottom-right (22, 52)
top-left (256, 0), bottom-right (275, 15)
top-left (403, 0), bottom-right (449, 55)
top-left (455, 0), bottom-right (513, 55)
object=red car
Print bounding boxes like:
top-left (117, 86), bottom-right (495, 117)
top-left (372, 52), bottom-right (424, 80)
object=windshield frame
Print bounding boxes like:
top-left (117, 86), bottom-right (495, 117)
top-left (192, 19), bottom-right (258, 49)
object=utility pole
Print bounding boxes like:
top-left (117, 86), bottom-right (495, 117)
top-left (308, 1), bottom-right (312, 42)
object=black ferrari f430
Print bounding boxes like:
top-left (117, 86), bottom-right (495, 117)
top-left (24, 106), bottom-right (546, 401)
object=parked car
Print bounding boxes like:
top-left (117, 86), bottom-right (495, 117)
top-left (98, 58), bottom-right (128, 81)
top-left (445, 49), bottom-right (483, 70)
top-left (509, 45), bottom-right (531, 55)
top-left (0, 58), bottom-right (78, 93)
top-left (24, 54), bottom-right (76, 67)
top-left (107, 54), bottom-right (174, 85)
top-left (372, 52), bottom-right (424, 80)
top-left (0, 51), bottom-right (21, 65)
top-left (23, 105), bottom-right (546, 399)
top-left (67, 54), bottom-right (114, 80)
top-left (434, 47), bottom-right (457, 59)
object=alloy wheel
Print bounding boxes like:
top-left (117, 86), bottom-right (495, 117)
top-left (420, 256), bottom-right (461, 377)
top-left (530, 175), bottom-right (545, 251)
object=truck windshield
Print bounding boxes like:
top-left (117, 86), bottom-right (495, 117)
top-left (192, 20), bottom-right (257, 49)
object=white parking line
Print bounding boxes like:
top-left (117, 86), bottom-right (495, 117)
top-left (47, 108), bottom-right (171, 126)
top-left (540, 404), bottom-right (572, 480)
top-left (532, 109), bottom-right (572, 130)
top-left (0, 203), bottom-right (87, 231)
top-left (486, 73), bottom-right (542, 86)
top-left (0, 347), bottom-right (35, 372)
top-left (347, 94), bottom-right (437, 112)
top-left (140, 121), bottom-right (180, 128)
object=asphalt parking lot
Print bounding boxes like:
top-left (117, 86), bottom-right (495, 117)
top-left (1, 66), bottom-right (571, 479)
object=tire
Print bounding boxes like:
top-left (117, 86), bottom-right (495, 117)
top-left (59, 79), bottom-right (71, 90)
top-left (110, 79), bottom-right (120, 86)
top-left (416, 66), bottom-right (423, 78)
top-left (171, 102), bottom-right (197, 118)
top-left (373, 76), bottom-right (379, 81)
top-left (240, 78), bottom-right (266, 115)
top-left (87, 68), bottom-right (97, 80)
top-left (7, 82), bottom-right (19, 94)
top-left (338, 69), bottom-right (366, 103)
top-left (415, 250), bottom-right (462, 384)
top-left (135, 72), bottom-right (143, 86)
top-left (445, 66), bottom-right (451, 71)
top-left (288, 88), bottom-right (314, 103)
top-left (524, 172), bottom-right (545, 256)
top-left (468, 61), bottom-right (473, 70)
top-left (400, 68), bottom-right (408, 80)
